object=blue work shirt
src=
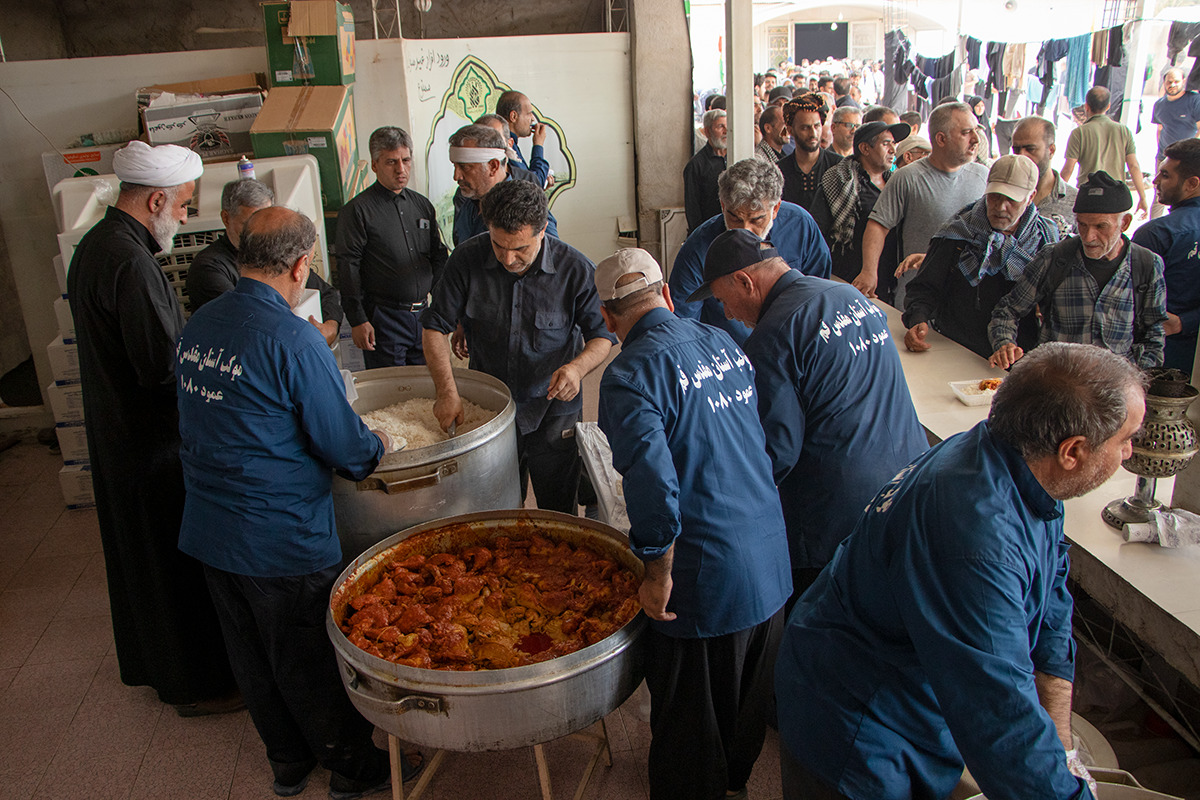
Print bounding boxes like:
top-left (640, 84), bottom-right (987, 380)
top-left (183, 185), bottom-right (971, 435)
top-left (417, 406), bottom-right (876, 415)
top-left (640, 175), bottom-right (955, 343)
top-left (598, 308), bottom-right (792, 638)
top-left (452, 171), bottom-right (559, 247)
top-left (743, 271), bottom-right (927, 570)
top-left (669, 202), bottom-right (832, 345)
top-left (176, 279), bottom-right (383, 577)
top-left (775, 422), bottom-right (1088, 800)
top-left (422, 233), bottom-right (614, 435)
top-left (510, 137), bottom-right (551, 187)
top-left (1132, 195), bottom-right (1200, 371)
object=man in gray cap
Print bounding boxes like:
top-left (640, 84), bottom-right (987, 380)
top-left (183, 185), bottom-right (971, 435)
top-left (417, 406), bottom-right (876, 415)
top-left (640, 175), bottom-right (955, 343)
top-left (989, 171), bottom-right (1167, 369)
top-left (67, 141), bottom-right (237, 714)
top-left (903, 154), bottom-right (1060, 359)
top-left (690, 228), bottom-right (926, 602)
top-left (595, 247), bottom-right (790, 800)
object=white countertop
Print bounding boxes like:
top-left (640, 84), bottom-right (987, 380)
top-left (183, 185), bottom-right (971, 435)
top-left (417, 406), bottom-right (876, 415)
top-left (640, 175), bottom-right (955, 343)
top-left (876, 301), bottom-right (1200, 687)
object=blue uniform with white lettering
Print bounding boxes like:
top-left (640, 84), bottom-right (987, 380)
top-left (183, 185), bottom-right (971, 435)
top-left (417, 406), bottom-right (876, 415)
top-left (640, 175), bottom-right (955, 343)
top-left (598, 307), bottom-right (790, 638)
top-left (177, 278), bottom-right (383, 576)
top-left (775, 422), bottom-right (1089, 800)
top-left (742, 271), bottom-right (927, 573)
top-left (599, 306), bottom-right (791, 800)
top-left (1132, 195), bottom-right (1200, 371)
top-left (669, 202), bottom-right (832, 345)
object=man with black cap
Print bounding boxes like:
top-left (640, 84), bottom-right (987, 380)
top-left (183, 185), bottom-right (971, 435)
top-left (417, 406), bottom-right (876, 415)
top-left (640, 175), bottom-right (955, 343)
top-left (691, 229), bottom-right (926, 601)
top-left (989, 171), bottom-right (1167, 369)
top-left (595, 247), bottom-right (791, 800)
top-left (68, 141), bottom-right (237, 714)
top-left (810, 118), bottom-right (911, 283)
top-left (903, 154), bottom-right (1061, 359)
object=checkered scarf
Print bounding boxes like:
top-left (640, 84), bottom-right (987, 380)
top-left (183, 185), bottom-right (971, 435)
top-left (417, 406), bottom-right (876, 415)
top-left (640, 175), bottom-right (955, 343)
top-left (938, 198), bottom-right (1059, 287)
top-left (819, 157), bottom-right (877, 248)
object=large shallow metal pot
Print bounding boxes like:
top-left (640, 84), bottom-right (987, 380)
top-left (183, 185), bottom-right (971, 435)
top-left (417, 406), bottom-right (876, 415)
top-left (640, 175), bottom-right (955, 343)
top-left (963, 768), bottom-right (1181, 799)
top-left (333, 366), bottom-right (520, 561)
top-left (327, 510), bottom-right (647, 752)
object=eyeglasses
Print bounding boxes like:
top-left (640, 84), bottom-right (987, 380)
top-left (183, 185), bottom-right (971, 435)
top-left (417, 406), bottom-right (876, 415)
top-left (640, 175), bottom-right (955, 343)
top-left (837, 122), bottom-right (861, 130)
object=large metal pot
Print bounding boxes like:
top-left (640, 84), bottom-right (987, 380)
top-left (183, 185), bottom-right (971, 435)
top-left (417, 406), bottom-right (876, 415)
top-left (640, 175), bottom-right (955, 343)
top-left (964, 768), bottom-right (1181, 799)
top-left (326, 510), bottom-right (647, 752)
top-left (333, 366), bottom-right (521, 560)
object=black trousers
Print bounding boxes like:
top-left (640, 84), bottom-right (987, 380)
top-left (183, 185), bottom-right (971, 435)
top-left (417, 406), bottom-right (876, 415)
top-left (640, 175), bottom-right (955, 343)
top-left (363, 303), bottom-right (425, 368)
top-left (644, 608), bottom-right (785, 800)
top-left (517, 411), bottom-right (582, 513)
top-left (780, 744), bottom-right (853, 800)
top-left (203, 564), bottom-right (386, 787)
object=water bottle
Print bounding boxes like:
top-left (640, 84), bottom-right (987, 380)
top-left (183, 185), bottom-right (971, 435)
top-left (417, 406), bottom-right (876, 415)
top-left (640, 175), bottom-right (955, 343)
top-left (238, 155), bottom-right (255, 181)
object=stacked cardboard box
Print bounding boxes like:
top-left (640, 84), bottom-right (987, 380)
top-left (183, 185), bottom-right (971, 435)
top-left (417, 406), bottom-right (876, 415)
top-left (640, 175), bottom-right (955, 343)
top-left (45, 277), bottom-right (95, 508)
top-left (253, 1), bottom-right (364, 213)
top-left (137, 74), bottom-right (268, 163)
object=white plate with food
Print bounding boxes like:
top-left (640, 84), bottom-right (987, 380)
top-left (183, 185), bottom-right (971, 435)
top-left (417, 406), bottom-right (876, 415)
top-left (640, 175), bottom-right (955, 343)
top-left (949, 378), bottom-right (1003, 407)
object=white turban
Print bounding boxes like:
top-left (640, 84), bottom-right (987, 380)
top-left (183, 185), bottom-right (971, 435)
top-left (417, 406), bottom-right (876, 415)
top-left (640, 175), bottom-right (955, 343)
top-left (113, 141), bottom-right (203, 187)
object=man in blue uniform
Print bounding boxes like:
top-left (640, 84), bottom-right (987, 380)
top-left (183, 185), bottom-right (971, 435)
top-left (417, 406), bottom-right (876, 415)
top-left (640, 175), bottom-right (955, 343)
top-left (422, 180), bottom-right (611, 512)
top-left (595, 247), bottom-right (791, 800)
top-left (691, 228), bottom-right (927, 601)
top-left (669, 157), bottom-right (831, 346)
top-left (177, 207), bottom-right (421, 798)
top-left (1133, 138), bottom-right (1200, 370)
top-left (775, 342), bottom-right (1145, 800)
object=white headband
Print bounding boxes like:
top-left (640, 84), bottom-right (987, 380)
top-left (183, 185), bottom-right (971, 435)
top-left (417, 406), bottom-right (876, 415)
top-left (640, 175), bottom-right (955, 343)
top-left (449, 146), bottom-right (507, 164)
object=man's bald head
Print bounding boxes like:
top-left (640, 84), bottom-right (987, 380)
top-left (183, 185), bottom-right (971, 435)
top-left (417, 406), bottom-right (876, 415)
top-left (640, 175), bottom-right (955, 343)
top-left (238, 207), bottom-right (316, 278)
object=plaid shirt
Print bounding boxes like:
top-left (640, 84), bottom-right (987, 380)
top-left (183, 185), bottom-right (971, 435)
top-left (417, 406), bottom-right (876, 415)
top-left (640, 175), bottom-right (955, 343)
top-left (988, 236), bottom-right (1167, 368)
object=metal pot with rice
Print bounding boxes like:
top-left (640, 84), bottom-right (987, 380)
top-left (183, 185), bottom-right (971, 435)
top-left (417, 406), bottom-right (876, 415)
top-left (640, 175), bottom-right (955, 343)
top-left (332, 366), bottom-right (521, 560)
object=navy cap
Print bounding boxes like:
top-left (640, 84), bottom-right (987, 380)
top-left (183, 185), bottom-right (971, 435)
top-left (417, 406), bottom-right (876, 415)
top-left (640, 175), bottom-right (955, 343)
top-left (689, 228), bottom-right (779, 303)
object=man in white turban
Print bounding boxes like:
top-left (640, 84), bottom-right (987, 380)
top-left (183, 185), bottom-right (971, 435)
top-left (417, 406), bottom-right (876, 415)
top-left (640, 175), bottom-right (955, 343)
top-left (66, 141), bottom-right (239, 715)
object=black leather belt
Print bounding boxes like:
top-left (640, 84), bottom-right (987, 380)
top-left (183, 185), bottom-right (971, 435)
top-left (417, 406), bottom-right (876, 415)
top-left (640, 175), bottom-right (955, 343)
top-left (376, 300), bottom-right (427, 312)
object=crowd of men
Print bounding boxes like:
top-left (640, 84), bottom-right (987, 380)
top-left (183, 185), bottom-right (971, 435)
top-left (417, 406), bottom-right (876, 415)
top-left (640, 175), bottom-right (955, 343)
top-left (64, 60), bottom-right (1200, 800)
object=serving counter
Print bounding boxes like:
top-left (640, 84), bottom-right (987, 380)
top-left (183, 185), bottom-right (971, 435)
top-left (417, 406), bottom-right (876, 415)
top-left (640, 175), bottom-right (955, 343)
top-left (879, 302), bottom-right (1200, 691)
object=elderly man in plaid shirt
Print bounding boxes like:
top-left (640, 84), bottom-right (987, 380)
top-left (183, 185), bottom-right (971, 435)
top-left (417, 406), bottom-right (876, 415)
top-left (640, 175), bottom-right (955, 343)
top-left (988, 171), bottom-right (1167, 370)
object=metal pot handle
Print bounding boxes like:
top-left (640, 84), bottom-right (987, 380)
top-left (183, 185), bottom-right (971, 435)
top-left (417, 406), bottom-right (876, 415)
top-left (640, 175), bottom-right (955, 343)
top-left (356, 461), bottom-right (459, 495)
top-left (343, 671), bottom-right (446, 716)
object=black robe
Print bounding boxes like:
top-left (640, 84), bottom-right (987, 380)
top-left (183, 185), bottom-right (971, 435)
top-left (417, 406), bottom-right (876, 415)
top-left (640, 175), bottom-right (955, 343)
top-left (67, 206), bottom-right (234, 705)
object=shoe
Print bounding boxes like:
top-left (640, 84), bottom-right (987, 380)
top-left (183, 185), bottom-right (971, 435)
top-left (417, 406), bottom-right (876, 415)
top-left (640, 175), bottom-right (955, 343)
top-left (725, 789), bottom-right (748, 800)
top-left (270, 757), bottom-right (317, 798)
top-left (272, 773), bottom-right (311, 798)
top-left (328, 750), bottom-right (424, 800)
top-left (173, 691), bottom-right (246, 718)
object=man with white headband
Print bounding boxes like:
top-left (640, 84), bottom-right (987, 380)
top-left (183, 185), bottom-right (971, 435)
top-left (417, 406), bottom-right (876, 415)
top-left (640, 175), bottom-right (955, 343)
top-left (448, 123), bottom-right (558, 246)
top-left (67, 140), bottom-right (238, 716)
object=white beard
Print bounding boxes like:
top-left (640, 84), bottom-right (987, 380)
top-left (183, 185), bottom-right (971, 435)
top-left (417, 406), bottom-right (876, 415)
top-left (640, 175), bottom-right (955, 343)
top-left (150, 209), bottom-right (181, 254)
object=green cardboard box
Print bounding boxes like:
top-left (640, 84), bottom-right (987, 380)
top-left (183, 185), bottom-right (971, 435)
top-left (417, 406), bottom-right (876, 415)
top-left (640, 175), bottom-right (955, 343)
top-left (262, 0), bottom-right (356, 87)
top-left (250, 85), bottom-right (359, 210)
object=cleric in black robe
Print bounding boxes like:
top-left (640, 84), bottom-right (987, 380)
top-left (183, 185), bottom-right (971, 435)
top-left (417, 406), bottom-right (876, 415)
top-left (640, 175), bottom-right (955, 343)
top-left (67, 141), bottom-right (236, 713)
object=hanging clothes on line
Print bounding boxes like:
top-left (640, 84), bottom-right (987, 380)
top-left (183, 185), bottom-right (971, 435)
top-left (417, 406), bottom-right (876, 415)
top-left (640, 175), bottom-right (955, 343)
top-left (883, 29), bottom-right (911, 112)
top-left (1065, 33), bottom-right (1092, 110)
top-left (987, 42), bottom-right (1007, 93)
top-left (1003, 44), bottom-right (1027, 93)
top-left (965, 37), bottom-right (982, 70)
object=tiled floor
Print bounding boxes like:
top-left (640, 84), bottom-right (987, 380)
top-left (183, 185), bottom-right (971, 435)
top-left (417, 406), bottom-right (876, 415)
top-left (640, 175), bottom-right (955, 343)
top-left (0, 436), bottom-right (785, 800)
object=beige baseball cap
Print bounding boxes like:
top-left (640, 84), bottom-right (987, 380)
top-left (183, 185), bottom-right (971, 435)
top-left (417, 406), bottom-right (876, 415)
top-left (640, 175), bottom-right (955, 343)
top-left (894, 135), bottom-right (931, 159)
top-left (987, 154), bottom-right (1038, 201)
top-left (594, 248), bottom-right (664, 302)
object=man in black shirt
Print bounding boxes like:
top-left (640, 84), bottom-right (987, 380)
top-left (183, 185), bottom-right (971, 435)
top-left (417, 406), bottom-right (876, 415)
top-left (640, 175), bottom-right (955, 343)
top-left (186, 179), bottom-right (342, 345)
top-left (779, 94), bottom-right (843, 211)
top-left (338, 126), bottom-right (449, 367)
top-left (683, 109), bottom-right (728, 234)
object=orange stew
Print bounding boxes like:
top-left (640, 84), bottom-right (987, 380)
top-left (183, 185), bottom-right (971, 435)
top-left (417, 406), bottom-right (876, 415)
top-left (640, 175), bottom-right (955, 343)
top-left (341, 534), bottom-right (641, 670)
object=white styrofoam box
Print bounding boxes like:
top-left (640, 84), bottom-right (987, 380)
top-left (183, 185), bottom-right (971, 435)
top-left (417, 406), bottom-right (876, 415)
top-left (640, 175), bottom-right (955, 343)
top-left (53, 254), bottom-right (67, 295)
top-left (47, 381), bottom-right (84, 424)
top-left (54, 296), bottom-right (75, 341)
top-left (293, 288), bottom-right (322, 323)
top-left (47, 336), bottom-right (80, 384)
top-left (42, 144), bottom-right (125, 198)
top-left (58, 463), bottom-right (95, 509)
top-left (55, 421), bottom-right (90, 464)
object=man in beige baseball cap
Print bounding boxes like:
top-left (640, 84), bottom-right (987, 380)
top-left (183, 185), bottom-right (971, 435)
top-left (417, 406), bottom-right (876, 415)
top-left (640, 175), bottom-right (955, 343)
top-left (900, 153), bottom-right (1061, 358)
